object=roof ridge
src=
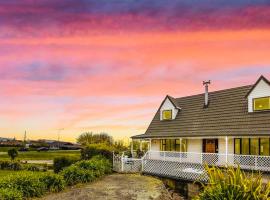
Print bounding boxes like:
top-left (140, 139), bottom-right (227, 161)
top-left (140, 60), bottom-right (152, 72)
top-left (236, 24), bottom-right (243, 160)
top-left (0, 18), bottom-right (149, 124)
top-left (175, 84), bottom-right (252, 100)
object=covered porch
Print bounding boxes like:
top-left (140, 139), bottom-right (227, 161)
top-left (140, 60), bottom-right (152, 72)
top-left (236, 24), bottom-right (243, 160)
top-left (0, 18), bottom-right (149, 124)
top-left (127, 136), bottom-right (270, 181)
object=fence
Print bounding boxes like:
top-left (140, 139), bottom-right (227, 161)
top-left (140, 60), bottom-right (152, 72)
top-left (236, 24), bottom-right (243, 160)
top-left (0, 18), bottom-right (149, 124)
top-left (113, 151), bottom-right (270, 181)
top-left (113, 152), bottom-right (142, 173)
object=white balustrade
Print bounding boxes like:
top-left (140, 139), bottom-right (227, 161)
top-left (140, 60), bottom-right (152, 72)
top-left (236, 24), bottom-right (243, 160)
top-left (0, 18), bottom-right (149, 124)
top-left (113, 151), bottom-right (270, 182)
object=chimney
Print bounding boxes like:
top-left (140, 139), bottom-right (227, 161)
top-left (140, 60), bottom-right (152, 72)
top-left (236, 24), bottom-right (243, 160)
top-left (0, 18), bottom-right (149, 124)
top-left (203, 80), bottom-right (211, 107)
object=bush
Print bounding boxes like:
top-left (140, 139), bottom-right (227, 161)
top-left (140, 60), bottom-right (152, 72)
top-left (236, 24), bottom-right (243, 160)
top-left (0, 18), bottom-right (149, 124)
top-left (40, 173), bottom-right (65, 192)
top-left (60, 156), bottom-right (112, 186)
top-left (0, 161), bottom-right (22, 171)
top-left (25, 164), bottom-right (41, 172)
top-left (0, 172), bottom-right (65, 198)
top-left (0, 188), bottom-right (23, 200)
top-left (194, 165), bottom-right (270, 200)
top-left (60, 165), bottom-right (95, 186)
top-left (53, 156), bottom-right (79, 173)
top-left (81, 143), bottom-right (114, 160)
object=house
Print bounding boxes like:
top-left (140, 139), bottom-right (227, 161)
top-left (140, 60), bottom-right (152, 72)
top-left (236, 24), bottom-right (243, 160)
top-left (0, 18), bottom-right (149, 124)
top-left (130, 75), bottom-right (270, 180)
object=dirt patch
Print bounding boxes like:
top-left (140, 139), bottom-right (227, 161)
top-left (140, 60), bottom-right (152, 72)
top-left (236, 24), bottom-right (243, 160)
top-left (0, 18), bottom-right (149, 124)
top-left (38, 173), bottom-right (183, 200)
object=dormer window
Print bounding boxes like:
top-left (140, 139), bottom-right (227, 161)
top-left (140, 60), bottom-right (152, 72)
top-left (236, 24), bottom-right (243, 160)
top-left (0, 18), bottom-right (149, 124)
top-left (162, 110), bottom-right (172, 120)
top-left (253, 97), bottom-right (270, 111)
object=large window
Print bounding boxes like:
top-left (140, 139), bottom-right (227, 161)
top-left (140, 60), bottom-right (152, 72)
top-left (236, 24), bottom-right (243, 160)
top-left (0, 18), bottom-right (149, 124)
top-left (253, 97), bottom-right (270, 111)
top-left (234, 138), bottom-right (270, 156)
top-left (160, 139), bottom-right (182, 151)
top-left (162, 110), bottom-right (172, 120)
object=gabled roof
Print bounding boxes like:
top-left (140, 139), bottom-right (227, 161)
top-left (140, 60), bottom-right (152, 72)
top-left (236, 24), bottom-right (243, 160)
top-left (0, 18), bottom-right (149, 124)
top-left (159, 95), bottom-right (181, 110)
top-left (245, 75), bottom-right (270, 98)
top-left (132, 77), bottom-right (270, 139)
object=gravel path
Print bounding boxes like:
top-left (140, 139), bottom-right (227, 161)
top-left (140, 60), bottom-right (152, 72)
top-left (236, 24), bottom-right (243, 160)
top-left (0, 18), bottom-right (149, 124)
top-left (38, 173), bottom-right (179, 200)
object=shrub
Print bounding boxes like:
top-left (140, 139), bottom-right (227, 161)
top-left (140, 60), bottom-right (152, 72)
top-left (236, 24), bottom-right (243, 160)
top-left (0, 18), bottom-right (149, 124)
top-left (0, 188), bottom-right (23, 200)
top-left (60, 156), bottom-right (112, 186)
top-left (0, 161), bottom-right (22, 171)
top-left (0, 172), bottom-right (65, 198)
top-left (81, 143), bottom-right (114, 160)
top-left (40, 173), bottom-right (65, 192)
top-left (60, 165), bottom-right (95, 186)
top-left (53, 156), bottom-right (79, 173)
top-left (25, 164), bottom-right (41, 172)
top-left (194, 165), bottom-right (270, 200)
top-left (0, 172), bottom-right (46, 198)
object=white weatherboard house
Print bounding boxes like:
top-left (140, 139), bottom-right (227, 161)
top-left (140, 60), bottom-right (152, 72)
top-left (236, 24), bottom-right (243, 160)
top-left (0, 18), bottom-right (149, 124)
top-left (130, 76), bottom-right (270, 181)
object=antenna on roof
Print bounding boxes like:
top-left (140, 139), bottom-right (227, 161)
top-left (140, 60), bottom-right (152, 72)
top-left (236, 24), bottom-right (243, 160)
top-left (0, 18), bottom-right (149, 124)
top-left (203, 80), bottom-right (211, 107)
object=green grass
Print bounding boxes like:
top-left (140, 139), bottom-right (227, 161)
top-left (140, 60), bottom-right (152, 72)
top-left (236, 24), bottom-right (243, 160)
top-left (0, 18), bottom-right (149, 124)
top-left (0, 150), bottom-right (80, 161)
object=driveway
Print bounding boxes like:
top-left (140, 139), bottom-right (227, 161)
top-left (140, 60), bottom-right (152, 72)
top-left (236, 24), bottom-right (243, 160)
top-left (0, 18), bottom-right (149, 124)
top-left (39, 173), bottom-right (182, 200)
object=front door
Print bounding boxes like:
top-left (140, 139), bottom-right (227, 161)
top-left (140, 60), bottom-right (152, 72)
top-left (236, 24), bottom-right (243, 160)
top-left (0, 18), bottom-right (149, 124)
top-left (203, 139), bottom-right (219, 165)
top-left (203, 139), bottom-right (218, 153)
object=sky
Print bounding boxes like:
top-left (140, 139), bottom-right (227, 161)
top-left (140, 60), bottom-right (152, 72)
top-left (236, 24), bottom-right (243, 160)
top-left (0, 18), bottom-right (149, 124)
top-left (0, 0), bottom-right (270, 142)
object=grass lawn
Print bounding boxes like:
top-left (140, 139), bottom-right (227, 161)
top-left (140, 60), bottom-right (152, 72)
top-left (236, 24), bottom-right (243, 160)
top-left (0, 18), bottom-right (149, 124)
top-left (0, 150), bottom-right (81, 161)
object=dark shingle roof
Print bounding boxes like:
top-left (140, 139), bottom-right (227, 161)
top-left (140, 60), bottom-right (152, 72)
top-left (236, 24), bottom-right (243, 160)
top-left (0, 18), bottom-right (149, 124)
top-left (132, 85), bottom-right (270, 139)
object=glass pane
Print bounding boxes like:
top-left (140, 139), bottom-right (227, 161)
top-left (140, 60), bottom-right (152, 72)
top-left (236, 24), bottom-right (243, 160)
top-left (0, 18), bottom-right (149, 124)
top-left (171, 140), bottom-right (176, 151)
top-left (181, 139), bottom-right (187, 152)
top-left (235, 139), bottom-right (241, 154)
top-left (250, 138), bottom-right (259, 155)
top-left (260, 138), bottom-right (270, 156)
top-left (254, 97), bottom-right (270, 111)
top-left (165, 139), bottom-right (170, 151)
top-left (163, 110), bottom-right (172, 120)
top-left (241, 138), bottom-right (249, 155)
top-left (175, 139), bottom-right (180, 151)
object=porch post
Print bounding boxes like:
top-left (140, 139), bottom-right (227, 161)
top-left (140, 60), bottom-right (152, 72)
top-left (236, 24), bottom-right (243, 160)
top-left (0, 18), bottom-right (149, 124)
top-left (131, 140), bottom-right (134, 158)
top-left (149, 139), bottom-right (152, 151)
top-left (225, 136), bottom-right (228, 164)
top-left (140, 140), bottom-right (142, 151)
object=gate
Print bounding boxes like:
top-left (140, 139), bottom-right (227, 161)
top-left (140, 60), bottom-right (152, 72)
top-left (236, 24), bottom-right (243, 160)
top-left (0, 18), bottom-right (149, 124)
top-left (113, 152), bottom-right (142, 173)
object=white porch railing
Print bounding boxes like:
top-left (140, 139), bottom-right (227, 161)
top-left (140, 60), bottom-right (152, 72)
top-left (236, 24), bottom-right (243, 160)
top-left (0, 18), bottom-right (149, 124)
top-left (113, 151), bottom-right (270, 182)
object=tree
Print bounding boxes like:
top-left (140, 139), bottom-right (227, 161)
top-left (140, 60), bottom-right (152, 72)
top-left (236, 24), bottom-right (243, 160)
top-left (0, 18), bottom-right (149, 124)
top-left (8, 148), bottom-right (18, 160)
top-left (77, 132), bottom-right (113, 146)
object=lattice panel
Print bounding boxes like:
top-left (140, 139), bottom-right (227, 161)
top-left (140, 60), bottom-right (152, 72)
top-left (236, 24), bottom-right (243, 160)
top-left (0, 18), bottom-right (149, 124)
top-left (142, 159), bottom-right (208, 182)
top-left (123, 158), bottom-right (142, 173)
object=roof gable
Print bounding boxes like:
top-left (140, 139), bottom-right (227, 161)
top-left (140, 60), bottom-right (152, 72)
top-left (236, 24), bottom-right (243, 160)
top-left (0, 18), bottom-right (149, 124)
top-left (245, 75), bottom-right (270, 98)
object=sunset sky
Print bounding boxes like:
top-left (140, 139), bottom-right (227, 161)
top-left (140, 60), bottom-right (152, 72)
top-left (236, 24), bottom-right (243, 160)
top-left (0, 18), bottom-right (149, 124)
top-left (0, 0), bottom-right (270, 142)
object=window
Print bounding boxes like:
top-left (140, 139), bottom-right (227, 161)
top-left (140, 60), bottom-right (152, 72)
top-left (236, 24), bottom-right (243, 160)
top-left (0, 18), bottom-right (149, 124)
top-left (253, 97), bottom-right (270, 111)
top-left (162, 110), bottom-right (172, 120)
top-left (250, 138), bottom-right (259, 155)
top-left (260, 138), bottom-right (270, 156)
top-left (234, 138), bottom-right (241, 154)
top-left (234, 138), bottom-right (270, 156)
top-left (160, 139), bottom-right (180, 151)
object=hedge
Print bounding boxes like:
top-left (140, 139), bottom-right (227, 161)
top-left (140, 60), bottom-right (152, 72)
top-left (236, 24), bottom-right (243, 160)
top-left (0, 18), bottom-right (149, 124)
top-left (61, 155), bottom-right (112, 186)
top-left (0, 188), bottom-right (23, 200)
top-left (0, 156), bottom-right (112, 199)
top-left (0, 172), bottom-right (65, 198)
top-left (0, 161), bottom-right (22, 171)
